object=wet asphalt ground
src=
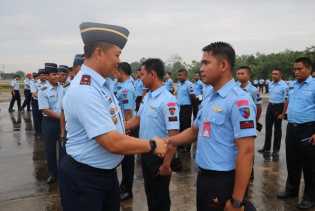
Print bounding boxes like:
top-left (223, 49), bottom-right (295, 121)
top-left (0, 98), bottom-right (314, 211)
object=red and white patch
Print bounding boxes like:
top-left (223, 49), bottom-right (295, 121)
top-left (236, 99), bottom-right (249, 107)
top-left (80, 75), bottom-right (91, 85)
top-left (167, 102), bottom-right (177, 107)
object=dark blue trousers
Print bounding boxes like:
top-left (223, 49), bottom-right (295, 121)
top-left (59, 155), bottom-right (120, 211)
top-left (31, 99), bottom-right (42, 134)
top-left (41, 117), bottom-right (60, 177)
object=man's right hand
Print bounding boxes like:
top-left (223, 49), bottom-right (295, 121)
top-left (153, 137), bottom-right (168, 157)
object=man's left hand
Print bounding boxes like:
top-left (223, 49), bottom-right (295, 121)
top-left (224, 200), bottom-right (244, 211)
top-left (158, 164), bottom-right (172, 176)
top-left (311, 134), bottom-right (315, 145)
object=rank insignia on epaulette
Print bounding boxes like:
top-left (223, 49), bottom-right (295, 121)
top-left (63, 81), bottom-right (70, 88)
top-left (41, 86), bottom-right (47, 91)
top-left (112, 115), bottom-right (118, 124)
top-left (80, 75), bottom-right (91, 85)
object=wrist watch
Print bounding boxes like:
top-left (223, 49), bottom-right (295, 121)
top-left (149, 139), bottom-right (157, 154)
top-left (231, 198), bottom-right (244, 208)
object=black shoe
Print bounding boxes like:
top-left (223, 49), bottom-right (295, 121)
top-left (263, 151), bottom-right (271, 162)
top-left (258, 148), bottom-right (266, 154)
top-left (8, 109), bottom-right (14, 113)
top-left (46, 176), bottom-right (56, 184)
top-left (277, 191), bottom-right (298, 199)
top-left (297, 199), bottom-right (315, 209)
top-left (272, 152), bottom-right (279, 161)
top-left (120, 192), bottom-right (132, 201)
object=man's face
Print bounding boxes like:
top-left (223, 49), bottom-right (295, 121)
top-left (39, 74), bottom-right (46, 81)
top-left (98, 45), bottom-right (121, 77)
top-left (140, 65), bottom-right (153, 89)
top-left (271, 70), bottom-right (281, 82)
top-left (177, 72), bottom-right (186, 82)
top-left (193, 74), bottom-right (200, 82)
top-left (116, 70), bottom-right (124, 82)
top-left (58, 72), bottom-right (68, 83)
top-left (164, 73), bottom-right (170, 80)
top-left (236, 69), bottom-right (250, 83)
top-left (294, 62), bottom-right (311, 81)
top-left (136, 70), bottom-right (141, 78)
top-left (48, 73), bottom-right (59, 85)
top-left (200, 51), bottom-right (222, 85)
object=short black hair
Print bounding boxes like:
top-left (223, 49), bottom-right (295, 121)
top-left (178, 68), bottom-right (188, 75)
top-left (84, 42), bottom-right (114, 58)
top-left (118, 62), bottom-right (132, 75)
top-left (237, 66), bottom-right (252, 75)
top-left (142, 58), bottom-right (165, 80)
top-left (166, 71), bottom-right (172, 76)
top-left (295, 57), bottom-right (312, 70)
top-left (202, 41), bottom-right (236, 69)
top-left (272, 67), bottom-right (282, 74)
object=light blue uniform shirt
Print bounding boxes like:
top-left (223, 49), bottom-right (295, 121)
top-left (164, 78), bottom-right (174, 93)
top-left (194, 80), bottom-right (204, 97)
top-left (287, 76), bottom-right (315, 124)
top-left (38, 82), bottom-right (63, 114)
top-left (194, 80), bottom-right (256, 171)
top-left (134, 79), bottom-right (144, 97)
top-left (268, 80), bottom-right (288, 103)
top-left (24, 78), bottom-right (31, 90)
top-left (176, 80), bottom-right (194, 105)
top-left (11, 79), bottom-right (20, 90)
top-left (63, 65), bottom-right (124, 169)
top-left (239, 82), bottom-right (262, 105)
top-left (115, 78), bottom-right (136, 116)
top-left (138, 86), bottom-right (179, 140)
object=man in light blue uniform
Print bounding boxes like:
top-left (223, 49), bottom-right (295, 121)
top-left (8, 75), bottom-right (21, 112)
top-left (278, 57), bottom-right (315, 209)
top-left (164, 42), bottom-right (256, 211)
top-left (114, 62), bottom-right (136, 200)
top-left (38, 63), bottom-right (64, 184)
top-left (176, 68), bottom-right (194, 152)
top-left (30, 69), bottom-right (48, 136)
top-left (59, 22), bottom-right (167, 211)
top-left (164, 71), bottom-right (174, 94)
top-left (134, 68), bottom-right (144, 111)
top-left (260, 68), bottom-right (288, 161)
top-left (21, 73), bottom-right (32, 111)
top-left (192, 72), bottom-right (204, 119)
top-left (236, 66), bottom-right (262, 125)
top-left (126, 58), bottom-right (179, 211)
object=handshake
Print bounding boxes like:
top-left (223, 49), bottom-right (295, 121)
top-left (151, 137), bottom-right (176, 158)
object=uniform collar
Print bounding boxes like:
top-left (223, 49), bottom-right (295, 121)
top-left (149, 85), bottom-right (165, 98)
top-left (294, 76), bottom-right (313, 85)
top-left (80, 64), bottom-right (110, 89)
top-left (216, 79), bottom-right (235, 98)
top-left (47, 81), bottom-right (58, 90)
top-left (304, 76), bottom-right (313, 84)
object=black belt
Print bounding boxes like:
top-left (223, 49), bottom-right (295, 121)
top-left (67, 155), bottom-right (116, 174)
top-left (269, 102), bottom-right (284, 106)
top-left (42, 116), bottom-right (60, 122)
top-left (288, 121), bottom-right (315, 127)
top-left (198, 167), bottom-right (235, 176)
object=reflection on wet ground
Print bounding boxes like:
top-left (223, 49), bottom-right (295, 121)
top-left (0, 100), bottom-right (314, 211)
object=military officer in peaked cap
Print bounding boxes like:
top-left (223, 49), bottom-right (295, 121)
top-left (38, 63), bottom-right (64, 184)
top-left (59, 22), bottom-right (167, 211)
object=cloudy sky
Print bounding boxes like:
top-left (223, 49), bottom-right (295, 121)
top-left (1, 0), bottom-right (314, 73)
